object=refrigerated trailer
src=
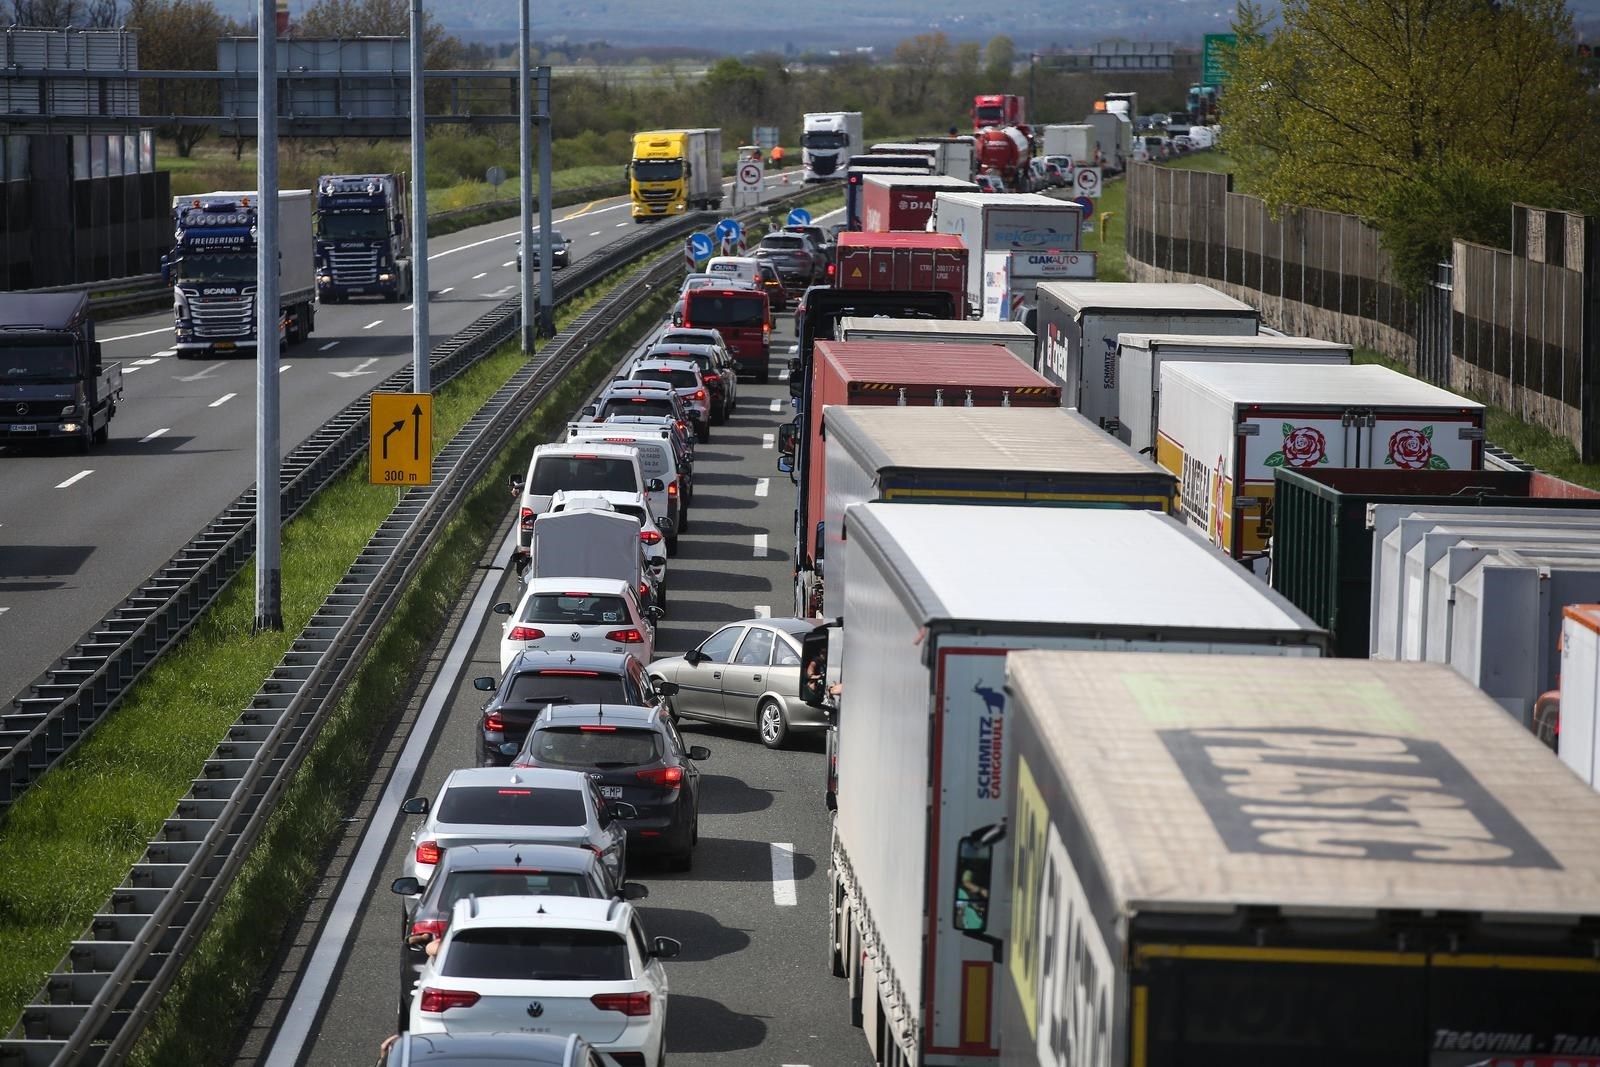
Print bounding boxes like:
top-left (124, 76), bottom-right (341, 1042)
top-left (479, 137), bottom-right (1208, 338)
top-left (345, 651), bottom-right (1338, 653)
top-left (822, 505), bottom-right (1328, 1067)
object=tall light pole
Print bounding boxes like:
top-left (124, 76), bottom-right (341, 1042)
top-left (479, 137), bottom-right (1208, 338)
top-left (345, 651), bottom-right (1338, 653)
top-left (537, 67), bottom-right (553, 338)
top-left (254, 0), bottom-right (282, 632)
top-left (409, 0), bottom-right (430, 391)
top-left (517, 0), bottom-right (535, 352)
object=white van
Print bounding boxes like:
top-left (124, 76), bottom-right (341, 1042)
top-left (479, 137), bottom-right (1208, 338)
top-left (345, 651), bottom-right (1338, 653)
top-left (704, 256), bottom-right (760, 289)
top-left (515, 442), bottom-right (663, 562)
top-left (565, 422), bottom-right (686, 548)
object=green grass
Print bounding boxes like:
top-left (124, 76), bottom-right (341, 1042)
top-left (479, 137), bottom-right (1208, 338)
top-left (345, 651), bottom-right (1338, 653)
top-left (1165, 151), bottom-right (1236, 174)
top-left (1085, 176), bottom-right (1129, 282)
top-left (1354, 347), bottom-right (1600, 492)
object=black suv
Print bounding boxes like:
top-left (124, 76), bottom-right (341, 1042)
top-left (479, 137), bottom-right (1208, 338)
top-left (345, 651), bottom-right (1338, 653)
top-left (753, 232), bottom-right (821, 289)
top-left (388, 842), bottom-right (646, 1028)
top-left (510, 704), bottom-right (709, 871)
top-left (474, 650), bottom-right (675, 767)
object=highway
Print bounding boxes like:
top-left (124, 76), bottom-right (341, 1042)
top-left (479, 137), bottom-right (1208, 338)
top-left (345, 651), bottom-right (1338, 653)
top-left (242, 263), bottom-right (873, 1067)
top-left (0, 174), bottom-right (795, 708)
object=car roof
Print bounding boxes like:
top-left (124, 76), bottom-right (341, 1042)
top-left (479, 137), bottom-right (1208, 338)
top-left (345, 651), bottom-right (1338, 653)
top-left (523, 575), bottom-right (633, 594)
top-left (646, 342), bottom-right (718, 355)
top-left (507, 648), bottom-right (637, 673)
top-left (388, 1031), bottom-right (585, 1067)
top-left (533, 442), bottom-right (639, 461)
top-left (451, 894), bottom-right (628, 932)
top-left (659, 327), bottom-right (721, 339)
top-left (605, 380), bottom-right (674, 393)
top-left (538, 702), bottom-right (659, 728)
top-left (431, 842), bottom-right (604, 874)
top-left (631, 359), bottom-right (700, 373)
top-left (752, 616), bottom-right (816, 637)
top-left (443, 766), bottom-right (591, 791)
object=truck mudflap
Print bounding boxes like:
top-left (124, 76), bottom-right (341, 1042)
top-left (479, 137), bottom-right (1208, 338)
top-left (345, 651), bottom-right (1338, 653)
top-left (832, 833), bottom-right (921, 1064)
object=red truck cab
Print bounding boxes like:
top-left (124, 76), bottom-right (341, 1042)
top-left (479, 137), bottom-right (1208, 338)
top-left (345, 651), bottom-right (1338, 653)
top-left (682, 287), bottom-right (772, 383)
top-left (972, 93), bottom-right (1026, 130)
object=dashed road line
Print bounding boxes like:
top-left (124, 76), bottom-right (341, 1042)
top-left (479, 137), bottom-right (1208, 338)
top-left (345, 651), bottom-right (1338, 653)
top-left (779, 367), bottom-right (790, 381)
top-left (210, 392), bottom-right (236, 408)
top-left (363, 319), bottom-right (383, 330)
top-left (615, 222), bottom-right (628, 228)
top-left (133, 358), bottom-right (161, 366)
top-left (319, 341), bottom-right (340, 351)
top-left (762, 433), bottom-right (774, 449)
top-left (472, 272), bottom-right (487, 280)
top-left (140, 427), bottom-right (170, 443)
top-left (152, 349), bottom-right (175, 357)
top-left (439, 287), bottom-right (455, 295)
top-left (771, 843), bottom-right (797, 906)
top-left (501, 260), bottom-right (515, 268)
top-left (123, 366), bottom-right (141, 373)
top-left (769, 398), bottom-right (782, 412)
top-left (755, 478), bottom-right (769, 498)
top-left (753, 533), bottom-right (768, 557)
top-left (589, 230), bottom-right (601, 237)
top-left (55, 469), bottom-right (93, 489)
top-left (753, 604), bottom-right (771, 618)
top-left (279, 364), bottom-right (292, 373)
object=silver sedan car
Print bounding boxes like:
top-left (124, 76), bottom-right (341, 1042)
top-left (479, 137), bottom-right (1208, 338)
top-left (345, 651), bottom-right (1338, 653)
top-left (649, 617), bottom-right (826, 747)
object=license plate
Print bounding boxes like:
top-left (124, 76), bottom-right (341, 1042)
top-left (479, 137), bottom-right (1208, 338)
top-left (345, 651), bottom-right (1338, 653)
top-left (10, 424), bottom-right (36, 433)
top-left (215, 341), bottom-right (235, 350)
top-left (600, 786), bottom-right (623, 799)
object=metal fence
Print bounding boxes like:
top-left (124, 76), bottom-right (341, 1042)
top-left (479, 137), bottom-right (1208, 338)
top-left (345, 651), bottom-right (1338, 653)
top-left (1125, 163), bottom-right (1598, 458)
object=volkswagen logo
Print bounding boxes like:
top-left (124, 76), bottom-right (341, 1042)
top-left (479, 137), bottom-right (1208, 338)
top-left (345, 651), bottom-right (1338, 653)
top-left (14, 403), bottom-right (27, 416)
top-left (526, 1001), bottom-right (544, 1019)
top-left (569, 631), bottom-right (582, 643)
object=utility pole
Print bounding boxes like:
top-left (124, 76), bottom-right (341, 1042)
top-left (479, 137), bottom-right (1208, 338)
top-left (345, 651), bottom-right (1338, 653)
top-left (517, 0), bottom-right (535, 352)
top-left (409, 0), bottom-right (430, 392)
top-left (254, 0), bottom-right (282, 632)
top-left (537, 67), bottom-right (554, 338)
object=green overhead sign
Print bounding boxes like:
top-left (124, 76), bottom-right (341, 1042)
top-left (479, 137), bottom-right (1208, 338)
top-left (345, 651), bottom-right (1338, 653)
top-left (1202, 33), bottom-right (1238, 85)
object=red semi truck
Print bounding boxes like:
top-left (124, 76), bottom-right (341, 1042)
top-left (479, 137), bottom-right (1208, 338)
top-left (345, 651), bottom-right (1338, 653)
top-left (972, 93), bottom-right (1026, 130)
top-left (859, 174), bottom-right (979, 232)
top-left (834, 231), bottom-right (968, 312)
top-left (791, 340), bottom-right (1060, 615)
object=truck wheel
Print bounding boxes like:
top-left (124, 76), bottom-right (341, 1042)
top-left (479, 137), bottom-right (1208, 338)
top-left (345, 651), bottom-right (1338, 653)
top-left (75, 425), bottom-right (92, 454)
top-left (94, 416), bottom-right (109, 446)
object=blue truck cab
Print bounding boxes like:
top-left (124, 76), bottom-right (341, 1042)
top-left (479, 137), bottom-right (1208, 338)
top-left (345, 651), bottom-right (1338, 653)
top-left (314, 173), bottom-right (413, 303)
top-left (0, 291), bottom-right (121, 452)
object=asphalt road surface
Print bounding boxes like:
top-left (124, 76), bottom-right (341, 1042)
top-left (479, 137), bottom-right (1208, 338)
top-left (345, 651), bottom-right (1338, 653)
top-left (0, 174), bottom-right (798, 707)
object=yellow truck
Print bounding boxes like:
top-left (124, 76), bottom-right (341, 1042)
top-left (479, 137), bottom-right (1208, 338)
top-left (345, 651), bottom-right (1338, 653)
top-left (626, 128), bottom-right (723, 221)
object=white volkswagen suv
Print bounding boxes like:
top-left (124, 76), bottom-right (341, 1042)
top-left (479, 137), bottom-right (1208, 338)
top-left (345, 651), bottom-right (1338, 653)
top-left (408, 895), bottom-right (678, 1067)
top-left (497, 577), bottom-right (659, 673)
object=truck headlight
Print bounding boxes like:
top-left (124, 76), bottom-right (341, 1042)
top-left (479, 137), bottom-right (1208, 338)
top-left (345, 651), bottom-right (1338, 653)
top-left (379, 272), bottom-right (394, 282)
top-left (319, 274), bottom-right (332, 283)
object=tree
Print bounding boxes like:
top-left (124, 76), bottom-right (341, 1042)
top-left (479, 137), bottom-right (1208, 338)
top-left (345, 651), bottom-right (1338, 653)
top-left (125, 0), bottom-right (238, 157)
top-left (8, 0), bottom-right (115, 26)
top-left (891, 32), bottom-right (951, 116)
top-left (1225, 0), bottom-right (1600, 290)
top-left (296, 0), bottom-right (461, 69)
top-left (983, 35), bottom-right (1015, 89)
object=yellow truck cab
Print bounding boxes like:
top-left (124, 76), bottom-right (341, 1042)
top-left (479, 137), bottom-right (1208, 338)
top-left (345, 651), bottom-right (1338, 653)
top-left (627, 128), bottom-right (723, 221)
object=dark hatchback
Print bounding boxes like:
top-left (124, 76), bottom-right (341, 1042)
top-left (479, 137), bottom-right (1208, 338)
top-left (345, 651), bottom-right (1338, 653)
top-left (474, 650), bottom-right (673, 767)
top-left (509, 704), bottom-right (709, 871)
top-left (642, 342), bottom-right (739, 424)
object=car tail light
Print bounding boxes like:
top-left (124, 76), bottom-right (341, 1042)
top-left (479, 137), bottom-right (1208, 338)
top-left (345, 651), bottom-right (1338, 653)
top-left (667, 479), bottom-right (678, 497)
top-left (693, 389), bottom-right (706, 400)
top-left (416, 840), bottom-right (442, 865)
top-left (640, 581), bottom-right (650, 600)
top-left (591, 992), bottom-right (653, 1017)
top-left (640, 529), bottom-right (663, 545)
top-left (763, 323), bottom-right (772, 338)
top-left (520, 506), bottom-right (534, 529)
top-left (507, 626), bottom-right (545, 641)
top-left (411, 919), bottom-right (448, 938)
top-left (703, 372), bottom-right (719, 382)
top-left (420, 988), bottom-right (480, 1014)
top-left (636, 765), bottom-right (684, 787)
top-left (484, 710), bottom-right (506, 732)
top-left (581, 724), bottom-right (619, 732)
top-left (676, 419), bottom-right (688, 435)
top-left (606, 628), bottom-right (645, 643)
top-left (827, 263), bottom-right (836, 277)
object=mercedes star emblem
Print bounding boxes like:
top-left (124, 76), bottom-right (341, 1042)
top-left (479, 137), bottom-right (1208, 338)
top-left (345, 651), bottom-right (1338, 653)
top-left (15, 403), bottom-right (28, 416)
top-left (526, 1001), bottom-right (544, 1018)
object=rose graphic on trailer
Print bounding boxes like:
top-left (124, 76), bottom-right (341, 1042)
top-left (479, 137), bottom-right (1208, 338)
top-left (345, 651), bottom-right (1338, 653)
top-left (1386, 426), bottom-right (1449, 469)
top-left (1264, 424), bottom-right (1329, 468)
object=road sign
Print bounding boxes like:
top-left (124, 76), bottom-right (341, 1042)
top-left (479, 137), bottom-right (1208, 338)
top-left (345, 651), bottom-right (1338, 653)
top-left (1203, 33), bottom-right (1238, 85)
top-left (786, 208), bottom-right (812, 227)
top-left (369, 392), bottom-right (432, 486)
top-left (689, 233), bottom-right (714, 259)
top-left (1074, 167), bottom-right (1103, 199)
top-left (485, 166), bottom-right (506, 189)
top-left (715, 218), bottom-right (742, 240)
top-left (753, 125), bottom-right (780, 153)
top-left (1073, 196), bottom-right (1096, 216)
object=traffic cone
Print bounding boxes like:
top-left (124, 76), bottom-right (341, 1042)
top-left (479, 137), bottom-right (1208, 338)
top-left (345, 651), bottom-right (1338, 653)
top-left (782, 173), bottom-right (789, 185)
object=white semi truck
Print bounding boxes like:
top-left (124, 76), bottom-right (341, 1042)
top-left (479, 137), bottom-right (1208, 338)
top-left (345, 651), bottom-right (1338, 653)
top-left (803, 111), bottom-right (864, 182)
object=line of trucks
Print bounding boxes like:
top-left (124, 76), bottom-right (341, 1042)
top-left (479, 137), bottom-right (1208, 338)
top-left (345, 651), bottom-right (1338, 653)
top-left (770, 182), bottom-right (1600, 1066)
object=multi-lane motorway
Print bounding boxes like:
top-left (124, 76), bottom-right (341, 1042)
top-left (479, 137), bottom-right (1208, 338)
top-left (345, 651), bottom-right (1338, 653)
top-left (240, 268), bottom-right (873, 1067)
top-left (0, 175), bottom-right (792, 706)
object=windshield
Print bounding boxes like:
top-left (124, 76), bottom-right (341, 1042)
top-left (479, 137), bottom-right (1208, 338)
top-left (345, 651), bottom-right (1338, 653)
top-left (443, 929), bottom-right (630, 981)
top-left (686, 293), bottom-right (766, 328)
top-left (803, 131), bottom-right (848, 150)
top-left (0, 342), bottom-right (77, 382)
top-left (520, 593), bottom-right (631, 626)
top-left (436, 785), bottom-right (586, 826)
top-left (529, 455), bottom-right (638, 496)
top-left (177, 253), bottom-right (256, 285)
top-left (506, 670), bottom-right (628, 705)
top-left (533, 726), bottom-right (663, 769)
top-left (975, 105), bottom-right (1004, 122)
top-left (600, 397), bottom-right (676, 420)
top-left (632, 368), bottom-right (700, 389)
top-left (632, 159), bottom-right (682, 183)
top-left (317, 212), bottom-right (388, 239)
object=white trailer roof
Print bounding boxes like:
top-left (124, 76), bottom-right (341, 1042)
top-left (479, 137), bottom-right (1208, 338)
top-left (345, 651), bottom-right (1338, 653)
top-left (1039, 281), bottom-right (1255, 314)
top-left (1007, 651), bottom-right (1600, 918)
top-left (934, 191), bottom-right (1077, 210)
top-left (847, 503), bottom-right (1320, 634)
top-left (1161, 360), bottom-right (1482, 411)
top-left (838, 316), bottom-right (1032, 339)
top-left (1118, 332), bottom-right (1352, 353)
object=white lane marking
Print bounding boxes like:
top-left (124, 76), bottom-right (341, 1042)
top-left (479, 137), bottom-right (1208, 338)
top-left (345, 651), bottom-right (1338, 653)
top-left (761, 433), bottom-right (774, 450)
top-left (319, 341), bottom-right (340, 351)
top-left (209, 392), bottom-right (236, 408)
top-left (55, 469), bottom-right (93, 489)
top-left (152, 349), bottom-right (175, 357)
top-left (771, 843), bottom-right (797, 906)
top-left (404, 303), bottom-right (414, 310)
top-left (779, 367), bottom-right (791, 381)
top-left (279, 364), bottom-right (292, 373)
top-left (0, 607), bottom-right (9, 617)
top-left (123, 366), bottom-right (141, 373)
top-left (501, 260), bottom-right (515, 268)
top-left (754, 604), bottom-right (771, 618)
top-left (769, 398), bottom-right (782, 412)
top-left (755, 478), bottom-right (769, 498)
top-left (332, 356), bottom-right (381, 379)
top-left (753, 533), bottom-right (768, 557)
top-left (589, 230), bottom-right (601, 236)
top-left (427, 231), bottom-right (517, 260)
top-left (472, 272), bottom-right (487, 280)
top-left (363, 319), bottom-right (383, 330)
top-left (439, 287), bottom-right (455, 295)
top-left (257, 528), bottom-right (518, 1067)
top-left (176, 363), bottom-right (223, 382)
top-left (140, 427), bottom-right (169, 443)
top-left (133, 358), bottom-right (161, 366)
top-left (100, 325), bottom-right (169, 342)
top-left (615, 222), bottom-right (627, 228)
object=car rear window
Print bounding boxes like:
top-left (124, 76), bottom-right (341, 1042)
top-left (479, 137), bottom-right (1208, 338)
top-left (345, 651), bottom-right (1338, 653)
top-left (530, 455), bottom-right (638, 496)
top-left (439, 869), bottom-right (596, 911)
top-left (599, 397), bottom-right (675, 419)
top-left (507, 670), bottom-right (628, 705)
top-left (436, 785), bottom-right (587, 826)
top-left (762, 236), bottom-right (805, 250)
top-left (633, 368), bottom-right (700, 389)
top-left (520, 593), bottom-right (631, 626)
top-left (533, 726), bottom-right (663, 769)
top-left (685, 293), bottom-right (766, 327)
top-left (442, 928), bottom-right (631, 981)
top-left (583, 439), bottom-right (668, 482)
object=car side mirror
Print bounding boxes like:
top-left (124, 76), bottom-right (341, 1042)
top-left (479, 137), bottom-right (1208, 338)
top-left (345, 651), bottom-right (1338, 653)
top-left (646, 478), bottom-right (666, 493)
top-left (612, 801), bottom-right (640, 820)
top-left (683, 648), bottom-right (704, 666)
top-left (777, 453), bottom-right (794, 475)
top-left (400, 796), bottom-right (430, 816)
top-left (493, 602), bottom-right (513, 615)
top-left (688, 745), bottom-right (711, 761)
top-left (582, 404), bottom-right (597, 417)
top-left (391, 875), bottom-right (421, 896)
top-left (651, 936), bottom-right (682, 960)
top-left (160, 254), bottom-right (171, 284)
top-left (654, 680), bottom-right (679, 696)
top-left (646, 606), bottom-right (664, 622)
top-left (649, 555), bottom-right (667, 568)
top-left (499, 742), bottom-right (520, 757)
top-left (787, 360), bottom-right (803, 399)
top-left (799, 624), bottom-right (831, 705)
top-left (954, 823), bottom-right (1007, 960)
top-left (473, 676), bottom-right (497, 692)
top-left (620, 881), bottom-right (648, 900)
top-left (776, 422), bottom-right (797, 458)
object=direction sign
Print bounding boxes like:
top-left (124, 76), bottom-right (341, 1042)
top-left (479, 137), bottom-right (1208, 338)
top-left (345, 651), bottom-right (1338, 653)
top-left (485, 165), bottom-right (506, 189)
top-left (369, 392), bottom-right (433, 486)
top-left (689, 232), bottom-right (714, 259)
top-left (715, 218), bottom-right (742, 240)
top-left (786, 208), bottom-right (812, 227)
top-left (1203, 33), bottom-right (1238, 85)
top-left (1074, 167), bottom-right (1103, 199)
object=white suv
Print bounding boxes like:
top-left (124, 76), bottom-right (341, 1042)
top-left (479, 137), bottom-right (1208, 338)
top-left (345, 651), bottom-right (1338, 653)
top-left (407, 895), bottom-right (678, 1067)
top-left (497, 576), bottom-right (659, 673)
top-left (518, 443), bottom-right (665, 562)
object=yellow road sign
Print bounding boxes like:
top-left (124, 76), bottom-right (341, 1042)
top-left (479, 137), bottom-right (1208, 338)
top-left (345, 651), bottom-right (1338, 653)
top-left (368, 392), bottom-right (433, 486)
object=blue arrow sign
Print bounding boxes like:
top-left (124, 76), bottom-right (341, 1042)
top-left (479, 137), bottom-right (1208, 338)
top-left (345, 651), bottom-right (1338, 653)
top-left (715, 218), bottom-right (742, 240)
top-left (689, 233), bottom-right (714, 258)
top-left (786, 207), bottom-right (812, 227)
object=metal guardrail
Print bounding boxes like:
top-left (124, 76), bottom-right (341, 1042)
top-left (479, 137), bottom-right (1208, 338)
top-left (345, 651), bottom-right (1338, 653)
top-left (0, 186), bottom-right (813, 1066)
top-left (1483, 444), bottom-right (1537, 473)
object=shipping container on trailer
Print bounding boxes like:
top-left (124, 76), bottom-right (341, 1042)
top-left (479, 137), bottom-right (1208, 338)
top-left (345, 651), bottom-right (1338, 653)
top-left (834, 231), bottom-right (968, 309)
top-left (996, 650), bottom-right (1600, 1067)
top-left (1034, 281), bottom-right (1257, 429)
top-left (931, 192), bottom-right (1086, 317)
top-left (823, 506), bottom-right (1327, 1067)
top-left (1156, 361), bottom-right (1484, 575)
top-left (837, 316), bottom-right (1034, 366)
top-left (1115, 332), bottom-right (1353, 454)
top-left (860, 174), bottom-right (979, 233)
top-left (1559, 604), bottom-right (1600, 790)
